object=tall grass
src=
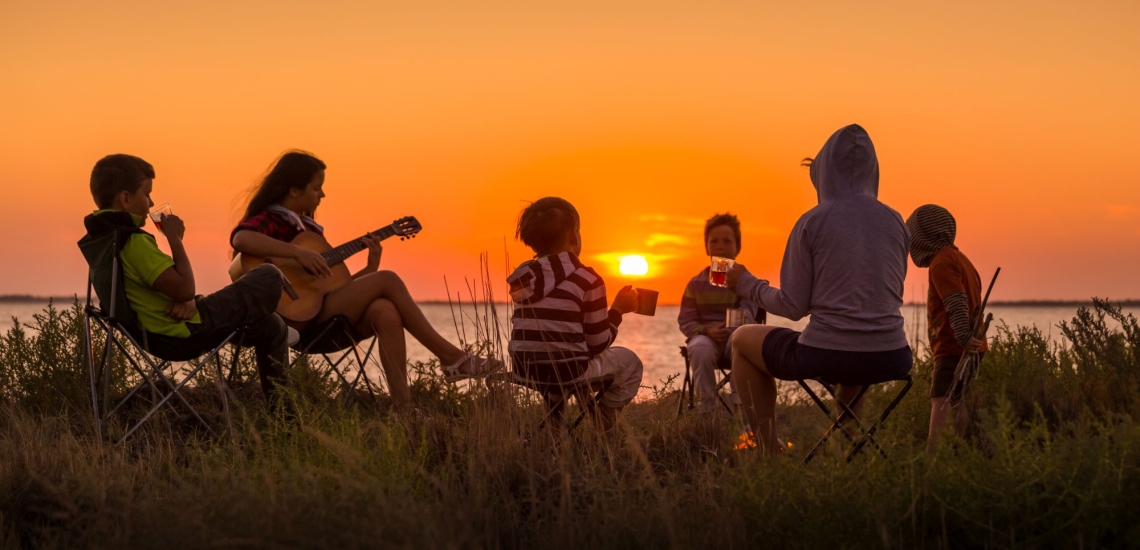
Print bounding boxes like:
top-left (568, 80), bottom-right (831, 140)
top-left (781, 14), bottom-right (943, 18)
top-left (2, 299), bottom-right (1139, 548)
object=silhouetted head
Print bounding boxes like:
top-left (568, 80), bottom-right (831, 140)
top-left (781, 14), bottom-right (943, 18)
top-left (90, 154), bottom-right (155, 210)
top-left (803, 124), bottom-right (880, 203)
top-left (704, 212), bottom-right (741, 258)
top-left (906, 204), bottom-right (957, 268)
top-left (516, 197), bottom-right (581, 257)
top-left (241, 150), bottom-right (327, 220)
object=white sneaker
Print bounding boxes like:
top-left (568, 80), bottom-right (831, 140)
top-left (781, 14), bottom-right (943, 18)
top-left (286, 327), bottom-right (301, 347)
top-left (441, 353), bottom-right (504, 383)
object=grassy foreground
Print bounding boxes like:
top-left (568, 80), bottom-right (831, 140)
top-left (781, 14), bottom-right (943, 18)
top-left (2, 300), bottom-right (1140, 548)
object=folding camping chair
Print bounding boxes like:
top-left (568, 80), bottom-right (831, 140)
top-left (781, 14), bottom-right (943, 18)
top-left (490, 371), bottom-right (616, 441)
top-left (798, 374), bottom-right (913, 464)
top-left (289, 315), bottom-right (384, 403)
top-left (676, 347), bottom-right (734, 416)
top-left (79, 230), bottom-right (244, 443)
top-left (676, 307), bottom-right (766, 417)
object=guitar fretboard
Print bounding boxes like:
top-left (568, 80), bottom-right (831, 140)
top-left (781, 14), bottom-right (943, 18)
top-left (321, 226), bottom-right (398, 267)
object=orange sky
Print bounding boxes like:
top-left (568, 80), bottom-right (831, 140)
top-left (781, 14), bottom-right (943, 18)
top-left (2, 1), bottom-right (1138, 304)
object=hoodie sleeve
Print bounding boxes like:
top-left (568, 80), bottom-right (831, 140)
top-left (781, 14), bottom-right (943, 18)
top-left (677, 278), bottom-right (704, 339)
top-left (735, 217), bottom-right (813, 321)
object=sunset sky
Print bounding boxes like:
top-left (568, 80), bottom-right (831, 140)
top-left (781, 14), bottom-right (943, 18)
top-left (2, 1), bottom-right (1138, 304)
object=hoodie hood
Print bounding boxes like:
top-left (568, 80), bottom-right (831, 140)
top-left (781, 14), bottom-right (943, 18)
top-left (809, 124), bottom-right (880, 203)
top-left (906, 204), bottom-right (956, 268)
top-left (81, 210), bottom-right (147, 242)
top-left (508, 251), bottom-right (581, 304)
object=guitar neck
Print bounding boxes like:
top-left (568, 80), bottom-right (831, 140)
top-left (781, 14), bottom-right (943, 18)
top-left (321, 226), bottom-right (398, 267)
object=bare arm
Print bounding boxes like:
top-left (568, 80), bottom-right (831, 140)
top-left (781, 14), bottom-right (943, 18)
top-left (151, 215), bottom-right (195, 302)
top-left (232, 229), bottom-right (331, 277)
top-left (353, 234), bottom-right (382, 279)
top-left (232, 229), bottom-right (304, 259)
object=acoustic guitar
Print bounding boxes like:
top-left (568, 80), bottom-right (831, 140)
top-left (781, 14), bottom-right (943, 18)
top-left (228, 216), bottom-right (422, 325)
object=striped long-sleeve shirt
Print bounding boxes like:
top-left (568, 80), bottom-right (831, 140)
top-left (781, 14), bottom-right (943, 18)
top-left (508, 251), bottom-right (623, 384)
top-left (926, 246), bottom-right (988, 358)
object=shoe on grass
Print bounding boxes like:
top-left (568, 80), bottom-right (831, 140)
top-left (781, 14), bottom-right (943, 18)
top-left (441, 353), bottom-right (504, 383)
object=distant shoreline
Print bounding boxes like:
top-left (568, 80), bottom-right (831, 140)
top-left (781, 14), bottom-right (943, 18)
top-left (1, 295), bottom-right (1138, 308)
top-left (983, 300), bottom-right (1140, 308)
top-left (0, 295), bottom-right (79, 303)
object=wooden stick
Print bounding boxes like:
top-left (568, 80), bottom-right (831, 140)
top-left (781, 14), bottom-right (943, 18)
top-left (944, 267), bottom-right (1001, 406)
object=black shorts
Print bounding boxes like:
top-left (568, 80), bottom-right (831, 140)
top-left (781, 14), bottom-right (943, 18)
top-left (760, 328), bottom-right (913, 385)
top-left (930, 353), bottom-right (984, 399)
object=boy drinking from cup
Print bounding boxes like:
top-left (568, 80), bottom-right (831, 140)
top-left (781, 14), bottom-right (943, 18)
top-left (678, 213), bottom-right (762, 414)
top-left (79, 154), bottom-right (296, 406)
top-left (507, 197), bottom-right (644, 431)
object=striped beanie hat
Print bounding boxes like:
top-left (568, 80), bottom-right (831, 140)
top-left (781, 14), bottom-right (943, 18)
top-left (906, 204), bottom-right (956, 268)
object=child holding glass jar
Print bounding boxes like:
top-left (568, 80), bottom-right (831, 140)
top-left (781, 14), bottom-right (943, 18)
top-left (677, 213), bottom-right (765, 414)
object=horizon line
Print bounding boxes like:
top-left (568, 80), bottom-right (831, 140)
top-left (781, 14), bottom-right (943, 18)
top-left (4, 294), bottom-right (1139, 308)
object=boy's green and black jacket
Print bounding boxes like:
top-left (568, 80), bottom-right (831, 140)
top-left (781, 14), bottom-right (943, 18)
top-left (79, 210), bottom-right (200, 337)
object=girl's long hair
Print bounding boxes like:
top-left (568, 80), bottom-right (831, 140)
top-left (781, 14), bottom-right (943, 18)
top-left (240, 150), bottom-right (327, 222)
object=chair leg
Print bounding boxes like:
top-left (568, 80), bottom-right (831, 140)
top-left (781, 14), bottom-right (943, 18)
top-left (100, 326), bottom-right (116, 429)
top-left (297, 321), bottom-right (379, 404)
top-left (800, 382), bottom-right (834, 465)
top-left (567, 394), bottom-right (591, 433)
top-left (320, 352), bottom-right (357, 390)
top-left (801, 382), bottom-right (880, 464)
top-left (676, 349), bottom-right (693, 418)
top-left (214, 353), bottom-right (234, 438)
top-left (346, 333), bottom-right (381, 403)
top-left (716, 371), bottom-right (734, 415)
top-left (536, 397), bottom-right (566, 433)
top-left (845, 377), bottom-right (913, 462)
top-left (214, 331), bottom-right (247, 437)
top-left (116, 332), bottom-right (241, 443)
top-left (801, 380), bottom-right (903, 465)
top-left (84, 313), bottom-right (103, 433)
top-left (224, 333), bottom-right (246, 386)
top-left (111, 333), bottom-right (203, 423)
top-left (119, 358), bottom-right (215, 443)
top-left (567, 383), bottom-right (610, 434)
top-left (287, 318), bottom-right (342, 373)
top-left (828, 386), bottom-right (889, 461)
top-left (106, 338), bottom-right (167, 417)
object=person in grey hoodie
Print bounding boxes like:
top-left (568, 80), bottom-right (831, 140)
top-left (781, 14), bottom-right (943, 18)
top-left (725, 124), bottom-right (913, 454)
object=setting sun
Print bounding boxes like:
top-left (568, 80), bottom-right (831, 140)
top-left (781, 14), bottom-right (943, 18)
top-left (619, 255), bottom-right (650, 276)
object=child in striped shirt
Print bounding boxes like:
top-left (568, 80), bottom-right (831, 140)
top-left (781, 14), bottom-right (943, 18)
top-left (508, 197), bottom-right (644, 429)
top-left (678, 213), bottom-right (762, 413)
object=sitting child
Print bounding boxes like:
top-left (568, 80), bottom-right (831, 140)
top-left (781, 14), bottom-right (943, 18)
top-left (79, 154), bottom-right (295, 404)
top-left (678, 213), bottom-right (760, 414)
top-left (507, 197), bottom-right (644, 430)
top-left (906, 204), bottom-right (988, 450)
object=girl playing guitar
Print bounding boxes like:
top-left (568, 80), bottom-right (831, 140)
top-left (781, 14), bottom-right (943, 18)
top-left (230, 151), bottom-right (498, 410)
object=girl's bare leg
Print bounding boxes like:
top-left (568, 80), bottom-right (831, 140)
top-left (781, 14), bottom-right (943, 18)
top-left (730, 325), bottom-right (783, 455)
top-left (320, 270), bottom-right (465, 365)
top-left (357, 299), bottom-right (411, 411)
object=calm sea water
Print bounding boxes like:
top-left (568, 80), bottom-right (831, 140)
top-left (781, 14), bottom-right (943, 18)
top-left (4, 299), bottom-right (1133, 389)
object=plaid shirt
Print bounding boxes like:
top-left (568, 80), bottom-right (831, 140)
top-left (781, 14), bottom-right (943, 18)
top-left (230, 210), bottom-right (323, 247)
